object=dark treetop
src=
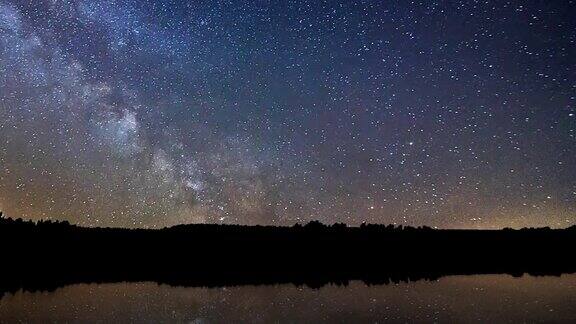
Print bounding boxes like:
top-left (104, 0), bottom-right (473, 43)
top-left (1, 213), bottom-right (575, 296)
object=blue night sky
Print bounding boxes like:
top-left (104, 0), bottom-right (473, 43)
top-left (0, 0), bottom-right (575, 228)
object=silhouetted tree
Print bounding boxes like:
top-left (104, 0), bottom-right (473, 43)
top-left (305, 220), bottom-right (324, 230)
top-left (332, 223), bottom-right (347, 230)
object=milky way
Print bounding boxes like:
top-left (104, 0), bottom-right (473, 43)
top-left (0, 0), bottom-right (575, 228)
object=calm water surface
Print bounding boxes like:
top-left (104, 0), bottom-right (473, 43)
top-left (1, 274), bottom-right (575, 323)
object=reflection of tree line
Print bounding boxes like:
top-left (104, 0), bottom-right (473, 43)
top-left (1, 211), bottom-right (575, 297)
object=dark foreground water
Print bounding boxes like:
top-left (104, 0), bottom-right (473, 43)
top-left (1, 274), bottom-right (575, 323)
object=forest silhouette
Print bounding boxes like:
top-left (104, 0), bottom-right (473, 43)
top-left (1, 212), bottom-right (575, 297)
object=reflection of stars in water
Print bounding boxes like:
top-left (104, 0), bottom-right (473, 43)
top-left (2, 276), bottom-right (576, 322)
top-left (0, 1), bottom-right (575, 229)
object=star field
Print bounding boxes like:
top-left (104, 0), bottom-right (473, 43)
top-left (0, 0), bottom-right (575, 228)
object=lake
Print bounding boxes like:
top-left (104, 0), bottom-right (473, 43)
top-left (1, 274), bottom-right (575, 323)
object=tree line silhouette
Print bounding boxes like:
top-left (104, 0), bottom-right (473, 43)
top-left (1, 212), bottom-right (575, 297)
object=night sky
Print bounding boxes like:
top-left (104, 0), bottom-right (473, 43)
top-left (0, 0), bottom-right (574, 228)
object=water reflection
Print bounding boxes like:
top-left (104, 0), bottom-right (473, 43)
top-left (1, 274), bottom-right (575, 323)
